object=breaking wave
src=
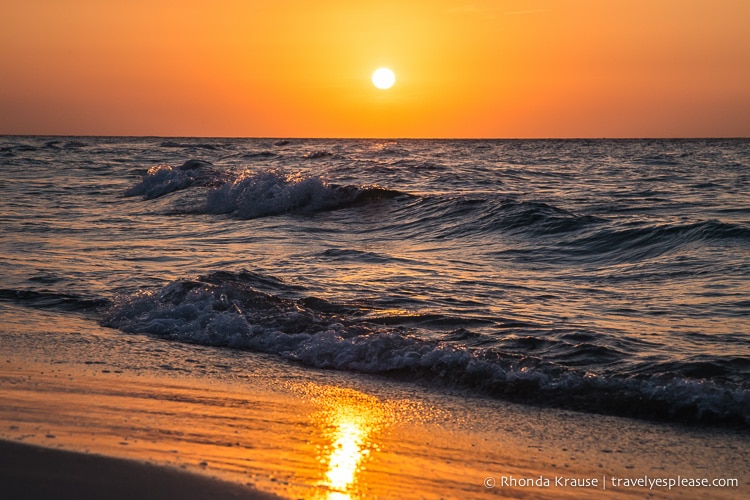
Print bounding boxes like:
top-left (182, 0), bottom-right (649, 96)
top-left (124, 160), bottom-right (225, 199)
top-left (204, 170), bottom-right (405, 218)
top-left (102, 271), bottom-right (750, 426)
top-left (124, 160), bottom-right (407, 218)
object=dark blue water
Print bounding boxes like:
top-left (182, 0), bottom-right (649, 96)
top-left (1, 137), bottom-right (748, 425)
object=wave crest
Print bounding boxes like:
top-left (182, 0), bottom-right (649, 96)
top-left (204, 169), bottom-right (405, 219)
top-left (125, 162), bottom-right (407, 218)
top-left (124, 160), bottom-right (223, 199)
top-left (206, 170), bottom-right (333, 218)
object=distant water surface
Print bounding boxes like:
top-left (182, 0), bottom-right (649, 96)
top-left (1, 137), bottom-right (748, 425)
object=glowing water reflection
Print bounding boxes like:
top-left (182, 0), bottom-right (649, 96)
top-left (306, 385), bottom-right (387, 499)
top-left (326, 419), bottom-right (366, 492)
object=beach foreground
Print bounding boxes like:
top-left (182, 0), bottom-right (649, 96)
top-left (1, 303), bottom-right (748, 499)
top-left (0, 439), bottom-right (280, 500)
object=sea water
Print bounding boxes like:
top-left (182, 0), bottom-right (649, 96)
top-left (1, 137), bottom-right (748, 425)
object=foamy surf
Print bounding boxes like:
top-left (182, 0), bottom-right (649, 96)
top-left (102, 271), bottom-right (750, 425)
top-left (125, 160), bottom-right (406, 218)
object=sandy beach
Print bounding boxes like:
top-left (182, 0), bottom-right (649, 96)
top-left (0, 439), bottom-right (280, 500)
top-left (1, 303), bottom-right (748, 499)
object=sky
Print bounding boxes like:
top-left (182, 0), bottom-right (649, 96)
top-left (1, 0), bottom-right (749, 138)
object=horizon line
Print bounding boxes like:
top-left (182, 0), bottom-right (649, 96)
top-left (2, 134), bottom-right (749, 141)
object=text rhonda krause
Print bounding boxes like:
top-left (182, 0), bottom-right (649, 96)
top-left (498, 475), bottom-right (739, 489)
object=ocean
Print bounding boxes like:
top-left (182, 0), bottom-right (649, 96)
top-left (1, 136), bottom-right (748, 427)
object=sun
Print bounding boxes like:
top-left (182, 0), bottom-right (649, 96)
top-left (372, 68), bottom-right (395, 89)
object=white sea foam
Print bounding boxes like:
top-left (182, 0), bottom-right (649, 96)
top-left (124, 160), bottom-right (221, 199)
top-left (205, 170), bottom-right (341, 218)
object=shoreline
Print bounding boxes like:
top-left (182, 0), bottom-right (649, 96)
top-left (1, 303), bottom-right (748, 498)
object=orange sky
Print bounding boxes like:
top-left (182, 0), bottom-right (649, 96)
top-left (2, 0), bottom-right (749, 138)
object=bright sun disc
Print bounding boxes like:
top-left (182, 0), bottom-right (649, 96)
top-left (372, 68), bottom-right (395, 89)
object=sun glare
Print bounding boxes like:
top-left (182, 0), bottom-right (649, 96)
top-left (372, 68), bottom-right (395, 90)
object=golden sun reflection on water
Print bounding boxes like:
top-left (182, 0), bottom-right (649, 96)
top-left (299, 385), bottom-right (387, 499)
top-left (325, 419), bottom-right (366, 493)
